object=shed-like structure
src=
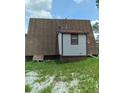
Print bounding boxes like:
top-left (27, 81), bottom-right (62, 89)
top-left (25, 18), bottom-right (97, 60)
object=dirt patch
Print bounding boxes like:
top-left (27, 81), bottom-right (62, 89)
top-left (25, 71), bottom-right (55, 93)
top-left (52, 81), bottom-right (68, 93)
top-left (31, 76), bottom-right (54, 93)
top-left (25, 71), bottom-right (38, 85)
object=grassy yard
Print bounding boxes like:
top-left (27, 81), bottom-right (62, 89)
top-left (25, 57), bottom-right (99, 93)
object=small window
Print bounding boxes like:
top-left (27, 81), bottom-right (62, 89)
top-left (71, 34), bottom-right (78, 45)
top-left (58, 26), bottom-right (61, 30)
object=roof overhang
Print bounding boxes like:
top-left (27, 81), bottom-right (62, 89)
top-left (58, 30), bottom-right (88, 34)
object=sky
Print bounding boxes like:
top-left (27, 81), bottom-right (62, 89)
top-left (25, 0), bottom-right (99, 33)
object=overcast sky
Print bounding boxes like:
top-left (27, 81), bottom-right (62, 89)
top-left (25, 0), bottom-right (99, 32)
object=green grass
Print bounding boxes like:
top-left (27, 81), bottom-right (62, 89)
top-left (38, 85), bottom-right (52, 93)
top-left (25, 57), bottom-right (99, 93)
top-left (25, 84), bottom-right (32, 92)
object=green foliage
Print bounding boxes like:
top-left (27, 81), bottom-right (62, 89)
top-left (96, 0), bottom-right (99, 8)
top-left (92, 22), bottom-right (99, 33)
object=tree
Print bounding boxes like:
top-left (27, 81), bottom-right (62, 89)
top-left (92, 22), bottom-right (99, 34)
top-left (96, 0), bottom-right (99, 8)
top-left (92, 22), bottom-right (99, 53)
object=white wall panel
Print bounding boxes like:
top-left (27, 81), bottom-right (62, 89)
top-left (63, 34), bottom-right (86, 56)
